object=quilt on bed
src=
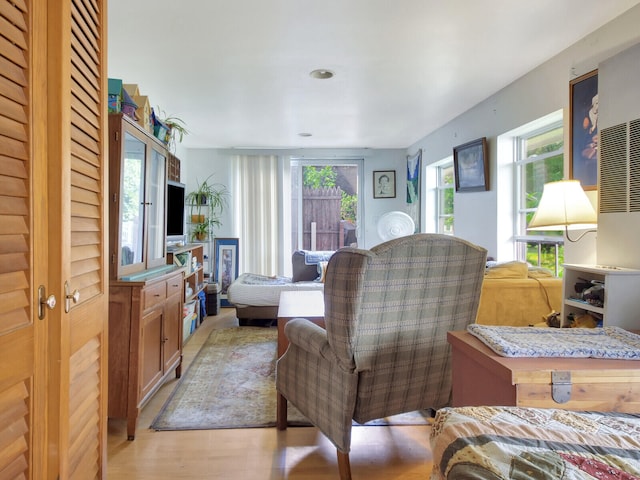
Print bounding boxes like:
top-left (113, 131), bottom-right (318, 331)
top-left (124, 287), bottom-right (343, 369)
top-left (430, 406), bottom-right (640, 480)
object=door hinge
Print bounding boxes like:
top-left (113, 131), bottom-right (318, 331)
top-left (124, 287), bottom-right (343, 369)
top-left (551, 371), bottom-right (572, 403)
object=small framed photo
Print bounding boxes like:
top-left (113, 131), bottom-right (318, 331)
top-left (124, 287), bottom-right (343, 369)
top-left (373, 170), bottom-right (396, 198)
top-left (569, 69), bottom-right (598, 190)
top-left (214, 237), bottom-right (239, 306)
top-left (453, 137), bottom-right (489, 192)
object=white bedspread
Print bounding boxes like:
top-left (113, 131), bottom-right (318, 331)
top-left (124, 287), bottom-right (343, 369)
top-left (227, 273), bottom-right (324, 307)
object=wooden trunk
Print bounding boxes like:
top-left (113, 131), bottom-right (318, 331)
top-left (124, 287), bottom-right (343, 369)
top-left (448, 330), bottom-right (640, 412)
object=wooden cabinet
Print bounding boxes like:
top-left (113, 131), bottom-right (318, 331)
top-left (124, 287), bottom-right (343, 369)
top-left (109, 113), bottom-right (170, 280)
top-left (562, 264), bottom-right (640, 329)
top-left (109, 270), bottom-right (184, 440)
top-left (108, 112), bottom-right (184, 439)
top-left (167, 243), bottom-right (206, 343)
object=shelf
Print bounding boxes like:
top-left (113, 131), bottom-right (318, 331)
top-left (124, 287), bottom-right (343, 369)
top-left (562, 263), bottom-right (640, 329)
top-left (564, 298), bottom-right (604, 315)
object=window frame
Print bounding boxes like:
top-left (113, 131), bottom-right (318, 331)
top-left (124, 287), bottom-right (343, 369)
top-left (513, 119), bottom-right (564, 275)
top-left (436, 161), bottom-right (454, 235)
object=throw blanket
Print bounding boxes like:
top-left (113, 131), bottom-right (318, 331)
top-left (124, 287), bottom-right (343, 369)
top-left (302, 250), bottom-right (334, 265)
top-left (238, 273), bottom-right (292, 285)
top-left (430, 406), bottom-right (640, 480)
top-left (467, 324), bottom-right (640, 360)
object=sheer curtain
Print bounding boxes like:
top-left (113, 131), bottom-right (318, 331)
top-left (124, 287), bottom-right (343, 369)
top-left (232, 155), bottom-right (280, 275)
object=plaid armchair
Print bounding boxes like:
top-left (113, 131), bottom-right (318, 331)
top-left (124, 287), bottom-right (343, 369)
top-left (275, 234), bottom-right (487, 480)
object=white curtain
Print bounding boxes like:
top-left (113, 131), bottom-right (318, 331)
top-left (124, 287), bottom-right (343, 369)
top-left (232, 155), bottom-right (280, 275)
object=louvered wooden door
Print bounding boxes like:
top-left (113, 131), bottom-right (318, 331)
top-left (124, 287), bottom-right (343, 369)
top-left (0, 1), bottom-right (107, 479)
top-left (48, 0), bottom-right (108, 478)
top-left (0, 2), bottom-right (46, 478)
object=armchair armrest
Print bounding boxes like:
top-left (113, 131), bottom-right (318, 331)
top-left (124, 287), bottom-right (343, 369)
top-left (284, 318), bottom-right (333, 359)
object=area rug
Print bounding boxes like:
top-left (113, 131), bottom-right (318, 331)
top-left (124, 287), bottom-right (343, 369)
top-left (151, 326), bottom-right (432, 431)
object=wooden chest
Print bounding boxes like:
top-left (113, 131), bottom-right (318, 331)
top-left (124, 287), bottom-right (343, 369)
top-left (448, 330), bottom-right (640, 412)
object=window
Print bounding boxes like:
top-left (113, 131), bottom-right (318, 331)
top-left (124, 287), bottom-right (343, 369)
top-left (437, 162), bottom-right (454, 234)
top-left (514, 121), bottom-right (564, 274)
top-left (290, 160), bottom-right (362, 251)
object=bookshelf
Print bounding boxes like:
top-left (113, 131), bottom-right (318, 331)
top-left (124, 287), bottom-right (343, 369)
top-left (167, 243), bottom-right (206, 343)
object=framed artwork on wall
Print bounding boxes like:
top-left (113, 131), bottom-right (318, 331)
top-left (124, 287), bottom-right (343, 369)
top-left (569, 69), bottom-right (598, 190)
top-left (214, 237), bottom-right (239, 306)
top-left (373, 170), bottom-right (396, 198)
top-left (453, 137), bottom-right (489, 192)
top-left (406, 149), bottom-right (421, 232)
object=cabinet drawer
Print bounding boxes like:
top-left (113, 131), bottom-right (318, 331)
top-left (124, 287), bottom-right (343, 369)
top-left (144, 282), bottom-right (166, 309)
top-left (166, 274), bottom-right (183, 298)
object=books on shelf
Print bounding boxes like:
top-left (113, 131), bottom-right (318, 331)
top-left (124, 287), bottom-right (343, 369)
top-left (173, 251), bottom-right (192, 269)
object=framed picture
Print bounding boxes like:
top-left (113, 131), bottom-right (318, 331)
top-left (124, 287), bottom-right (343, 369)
top-left (569, 69), bottom-right (598, 190)
top-left (453, 137), bottom-right (489, 192)
top-left (214, 237), bottom-right (239, 306)
top-left (406, 149), bottom-right (421, 232)
top-left (373, 170), bottom-right (396, 198)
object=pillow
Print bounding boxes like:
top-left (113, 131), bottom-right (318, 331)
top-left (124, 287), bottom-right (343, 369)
top-left (527, 266), bottom-right (554, 278)
top-left (291, 250), bottom-right (321, 282)
top-left (316, 261), bottom-right (329, 283)
top-left (484, 261), bottom-right (528, 279)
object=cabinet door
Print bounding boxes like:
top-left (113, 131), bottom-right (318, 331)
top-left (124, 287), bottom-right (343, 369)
top-left (146, 146), bottom-right (167, 269)
top-left (118, 131), bottom-right (146, 274)
top-left (139, 306), bottom-right (163, 401)
top-left (163, 290), bottom-right (183, 373)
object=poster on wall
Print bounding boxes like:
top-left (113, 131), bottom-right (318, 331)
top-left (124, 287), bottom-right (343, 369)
top-left (214, 237), bottom-right (239, 307)
top-left (569, 69), bottom-right (598, 190)
top-left (406, 150), bottom-right (421, 232)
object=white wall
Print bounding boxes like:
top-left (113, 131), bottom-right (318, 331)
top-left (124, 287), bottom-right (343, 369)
top-left (407, 5), bottom-right (640, 261)
top-left (179, 6), bottom-right (640, 270)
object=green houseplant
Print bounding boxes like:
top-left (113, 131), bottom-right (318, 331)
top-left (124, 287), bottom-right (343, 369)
top-left (154, 107), bottom-right (189, 152)
top-left (185, 175), bottom-right (229, 242)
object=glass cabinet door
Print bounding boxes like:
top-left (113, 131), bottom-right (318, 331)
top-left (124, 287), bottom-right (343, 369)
top-left (146, 147), bottom-right (167, 268)
top-left (120, 132), bottom-right (146, 270)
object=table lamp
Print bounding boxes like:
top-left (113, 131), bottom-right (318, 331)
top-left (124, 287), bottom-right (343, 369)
top-left (527, 180), bottom-right (597, 242)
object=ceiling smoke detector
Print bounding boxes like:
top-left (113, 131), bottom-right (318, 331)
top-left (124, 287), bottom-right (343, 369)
top-left (309, 69), bottom-right (334, 80)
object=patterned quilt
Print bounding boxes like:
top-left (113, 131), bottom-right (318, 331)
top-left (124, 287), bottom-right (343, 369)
top-left (467, 324), bottom-right (640, 360)
top-left (430, 406), bottom-right (640, 480)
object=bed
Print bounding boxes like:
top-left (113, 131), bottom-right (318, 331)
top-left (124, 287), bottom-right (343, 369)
top-left (226, 272), bottom-right (324, 323)
top-left (226, 250), bottom-right (332, 324)
top-left (430, 405), bottom-right (640, 480)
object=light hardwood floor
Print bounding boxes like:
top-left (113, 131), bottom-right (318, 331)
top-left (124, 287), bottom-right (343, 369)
top-left (107, 308), bottom-right (434, 479)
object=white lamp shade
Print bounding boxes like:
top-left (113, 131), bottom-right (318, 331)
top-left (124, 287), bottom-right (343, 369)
top-left (527, 180), bottom-right (597, 231)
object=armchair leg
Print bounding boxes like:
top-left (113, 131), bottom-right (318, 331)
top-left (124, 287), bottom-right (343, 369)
top-left (337, 450), bottom-right (352, 480)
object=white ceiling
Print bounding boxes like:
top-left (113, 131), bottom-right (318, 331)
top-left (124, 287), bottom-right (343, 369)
top-left (107, 0), bottom-right (640, 149)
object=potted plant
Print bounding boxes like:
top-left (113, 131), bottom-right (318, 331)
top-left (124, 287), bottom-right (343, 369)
top-left (191, 221), bottom-right (210, 242)
top-left (153, 107), bottom-right (189, 152)
top-left (186, 175), bottom-right (229, 240)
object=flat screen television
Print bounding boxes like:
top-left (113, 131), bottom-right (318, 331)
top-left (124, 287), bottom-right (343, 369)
top-left (166, 181), bottom-right (186, 237)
